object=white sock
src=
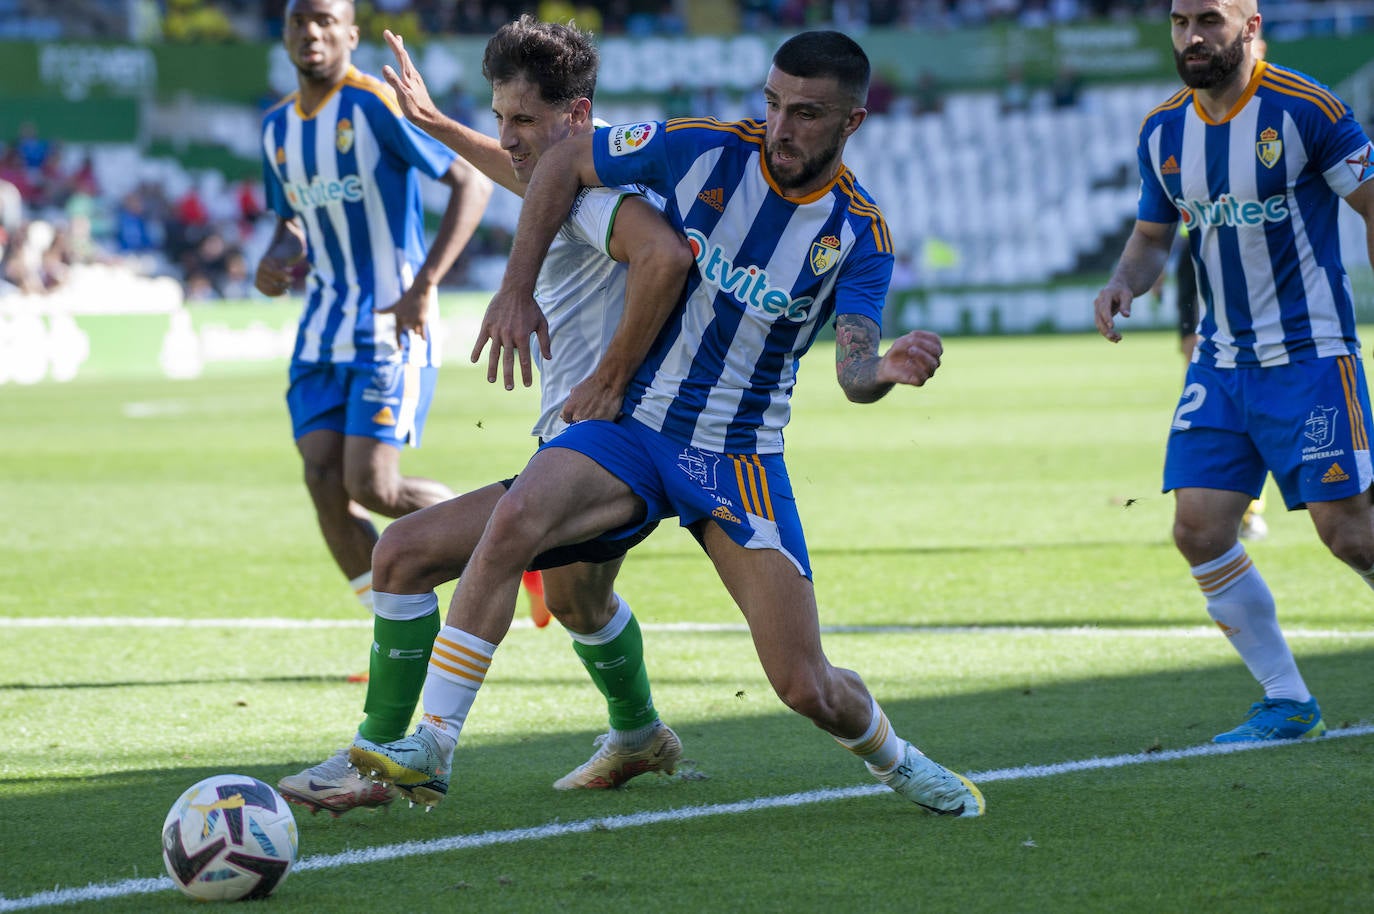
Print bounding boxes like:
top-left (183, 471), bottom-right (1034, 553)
top-left (373, 590), bottom-right (439, 621)
top-left (607, 720), bottom-right (661, 751)
top-left (1192, 544), bottom-right (1310, 702)
top-left (565, 593), bottom-right (632, 646)
top-left (350, 571), bottom-right (374, 611)
top-left (1358, 563), bottom-right (1374, 592)
top-left (419, 625), bottom-right (497, 751)
top-left (833, 696), bottom-right (903, 771)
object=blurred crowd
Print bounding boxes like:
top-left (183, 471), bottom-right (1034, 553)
top-left (18, 0), bottom-right (1356, 41)
top-left (0, 121), bottom-right (262, 303)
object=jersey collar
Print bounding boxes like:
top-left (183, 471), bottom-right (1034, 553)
top-left (295, 65), bottom-right (357, 121)
top-left (1191, 59), bottom-right (1267, 126)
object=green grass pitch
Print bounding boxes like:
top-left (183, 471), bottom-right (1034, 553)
top-left (2, 324), bottom-right (1373, 913)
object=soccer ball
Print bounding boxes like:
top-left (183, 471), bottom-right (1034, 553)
top-left (161, 774), bottom-right (299, 902)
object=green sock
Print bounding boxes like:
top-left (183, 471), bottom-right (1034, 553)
top-left (572, 612), bottom-right (658, 731)
top-left (358, 610), bottom-right (440, 743)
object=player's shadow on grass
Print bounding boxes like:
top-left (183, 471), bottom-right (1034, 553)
top-left (0, 674), bottom-right (369, 691)
top-left (4, 642), bottom-right (1371, 811)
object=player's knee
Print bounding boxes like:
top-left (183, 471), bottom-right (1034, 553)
top-left (301, 455), bottom-right (342, 499)
top-left (487, 490), bottom-right (546, 546)
top-left (370, 527), bottom-right (408, 592)
top-left (343, 466), bottom-right (398, 513)
top-left (1172, 514), bottom-right (1235, 562)
top-left (1320, 523), bottom-right (1374, 571)
top-left (545, 594), bottom-right (614, 633)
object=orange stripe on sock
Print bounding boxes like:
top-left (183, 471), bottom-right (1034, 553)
top-left (1194, 554), bottom-right (1253, 595)
top-left (848, 712), bottom-right (891, 757)
top-left (433, 635), bottom-right (492, 666)
top-left (428, 653), bottom-right (488, 685)
top-left (429, 637), bottom-right (491, 683)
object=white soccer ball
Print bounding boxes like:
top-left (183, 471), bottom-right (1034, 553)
top-left (161, 774), bottom-right (299, 902)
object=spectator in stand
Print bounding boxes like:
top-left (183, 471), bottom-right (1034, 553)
top-left (183, 269), bottom-right (218, 301)
top-left (218, 247), bottom-right (255, 300)
top-left (234, 178), bottom-right (264, 236)
top-left (15, 122), bottom-right (49, 172)
top-left (1051, 64), bottom-right (1083, 108)
top-left (0, 148), bottom-right (37, 206)
top-left (42, 213), bottom-right (107, 289)
top-left (114, 190), bottom-right (162, 254)
top-left (913, 68), bottom-right (944, 114)
top-left (1000, 63), bottom-right (1032, 113)
top-left (866, 66), bottom-right (897, 114)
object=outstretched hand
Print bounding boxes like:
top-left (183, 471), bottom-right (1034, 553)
top-left (472, 287), bottom-right (552, 390)
top-left (381, 29), bottom-right (441, 132)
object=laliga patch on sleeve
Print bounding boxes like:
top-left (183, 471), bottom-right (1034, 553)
top-left (607, 122), bottom-right (656, 157)
top-left (1345, 141), bottom-right (1374, 183)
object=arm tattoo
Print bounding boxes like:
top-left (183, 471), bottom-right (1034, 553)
top-left (835, 314), bottom-right (891, 402)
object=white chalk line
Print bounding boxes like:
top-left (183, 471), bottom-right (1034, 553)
top-left (3, 617), bottom-right (1374, 639)
top-left (2, 724), bottom-right (1372, 912)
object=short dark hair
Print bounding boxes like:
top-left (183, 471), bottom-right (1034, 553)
top-left (772, 31), bottom-right (870, 106)
top-left (482, 14), bottom-right (598, 108)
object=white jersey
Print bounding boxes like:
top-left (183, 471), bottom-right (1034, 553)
top-left (530, 185), bottom-right (642, 439)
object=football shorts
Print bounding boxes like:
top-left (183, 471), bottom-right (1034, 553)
top-left (1164, 356), bottom-right (1373, 509)
top-left (545, 417), bottom-right (813, 579)
top-left (287, 360), bottom-right (437, 447)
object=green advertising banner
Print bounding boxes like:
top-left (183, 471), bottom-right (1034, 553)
top-left (0, 25), bottom-right (1367, 112)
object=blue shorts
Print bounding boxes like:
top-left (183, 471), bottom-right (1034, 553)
top-left (1164, 357), bottom-right (1373, 510)
top-left (544, 417), bottom-right (813, 579)
top-left (287, 361), bottom-right (438, 447)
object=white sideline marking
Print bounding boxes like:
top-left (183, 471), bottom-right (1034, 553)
top-left (2, 725), bottom-right (1372, 912)
top-left (3, 616), bottom-right (1374, 639)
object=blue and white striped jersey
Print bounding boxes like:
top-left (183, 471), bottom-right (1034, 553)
top-left (592, 117), bottom-right (893, 454)
top-left (1136, 60), bottom-right (1374, 368)
top-left (261, 66), bottom-right (457, 367)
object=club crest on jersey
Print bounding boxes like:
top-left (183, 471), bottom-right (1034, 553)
top-left (809, 235), bottom-right (841, 275)
top-left (1255, 126), bottom-right (1281, 169)
top-left (608, 122), bottom-right (656, 157)
top-left (336, 118), bottom-right (355, 155)
top-left (1347, 142), bottom-right (1374, 183)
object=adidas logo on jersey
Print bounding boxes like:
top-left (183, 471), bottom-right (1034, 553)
top-left (371, 406), bottom-right (396, 427)
top-left (711, 504), bottom-right (741, 523)
top-left (697, 187), bottom-right (725, 212)
top-left (1161, 154), bottom-right (1180, 175)
top-left (1322, 462), bottom-right (1350, 483)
